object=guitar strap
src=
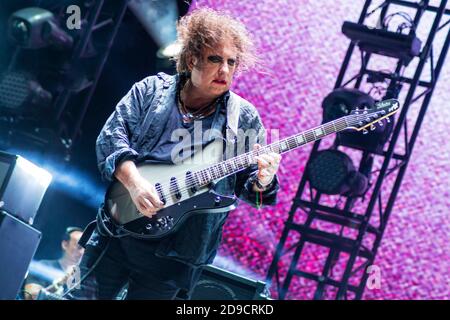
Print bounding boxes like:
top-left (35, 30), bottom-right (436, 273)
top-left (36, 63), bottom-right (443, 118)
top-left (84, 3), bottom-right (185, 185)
top-left (225, 91), bottom-right (241, 141)
top-left (96, 204), bottom-right (130, 238)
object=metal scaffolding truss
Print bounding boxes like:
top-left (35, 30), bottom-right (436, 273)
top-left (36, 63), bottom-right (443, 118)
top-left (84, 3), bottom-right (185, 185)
top-left (266, 0), bottom-right (450, 300)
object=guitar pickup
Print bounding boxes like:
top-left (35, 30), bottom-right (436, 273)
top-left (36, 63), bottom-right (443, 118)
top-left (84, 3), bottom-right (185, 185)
top-left (170, 177), bottom-right (182, 200)
top-left (155, 183), bottom-right (166, 205)
top-left (186, 171), bottom-right (198, 194)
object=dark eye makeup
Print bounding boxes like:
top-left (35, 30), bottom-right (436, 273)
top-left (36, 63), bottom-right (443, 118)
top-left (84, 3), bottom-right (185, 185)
top-left (207, 55), bottom-right (236, 66)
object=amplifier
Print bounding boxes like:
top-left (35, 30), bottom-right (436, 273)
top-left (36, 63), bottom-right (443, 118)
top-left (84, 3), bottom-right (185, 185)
top-left (0, 151), bottom-right (52, 224)
top-left (188, 265), bottom-right (270, 300)
top-left (0, 211), bottom-right (41, 299)
top-left (35, 264), bottom-right (272, 300)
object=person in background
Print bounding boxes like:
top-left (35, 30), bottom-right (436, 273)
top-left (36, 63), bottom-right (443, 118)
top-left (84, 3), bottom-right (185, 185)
top-left (23, 227), bottom-right (84, 300)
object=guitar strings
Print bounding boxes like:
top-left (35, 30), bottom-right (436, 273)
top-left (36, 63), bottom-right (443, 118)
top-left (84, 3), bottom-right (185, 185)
top-left (155, 116), bottom-right (371, 203)
top-left (153, 120), bottom-right (347, 199)
top-left (148, 115), bottom-right (365, 203)
top-left (151, 115), bottom-right (365, 201)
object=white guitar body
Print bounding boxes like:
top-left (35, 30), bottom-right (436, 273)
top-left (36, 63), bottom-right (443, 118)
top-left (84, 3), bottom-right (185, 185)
top-left (104, 139), bottom-right (237, 239)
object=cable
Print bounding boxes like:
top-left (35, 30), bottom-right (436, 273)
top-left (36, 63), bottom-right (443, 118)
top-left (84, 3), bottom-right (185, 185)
top-left (365, 1), bottom-right (389, 18)
top-left (382, 12), bottom-right (416, 33)
top-left (60, 239), bottom-right (111, 299)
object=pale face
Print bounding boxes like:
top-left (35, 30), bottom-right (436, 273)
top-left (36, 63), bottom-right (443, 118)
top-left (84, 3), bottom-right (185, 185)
top-left (62, 231), bottom-right (84, 264)
top-left (189, 39), bottom-right (239, 99)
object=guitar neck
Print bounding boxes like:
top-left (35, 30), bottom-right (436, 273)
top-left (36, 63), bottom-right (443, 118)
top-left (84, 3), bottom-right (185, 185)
top-left (193, 116), bottom-right (351, 186)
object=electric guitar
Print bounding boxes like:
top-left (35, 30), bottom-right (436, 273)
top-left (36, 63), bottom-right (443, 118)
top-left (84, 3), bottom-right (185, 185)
top-left (103, 99), bottom-right (400, 239)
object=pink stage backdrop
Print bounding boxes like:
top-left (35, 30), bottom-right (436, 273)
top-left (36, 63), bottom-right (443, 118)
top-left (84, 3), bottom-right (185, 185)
top-left (190, 0), bottom-right (450, 299)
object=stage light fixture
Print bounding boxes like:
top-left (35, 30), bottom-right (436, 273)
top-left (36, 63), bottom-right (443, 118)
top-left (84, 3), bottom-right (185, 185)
top-left (322, 88), bottom-right (394, 153)
top-left (128, 0), bottom-right (179, 59)
top-left (0, 70), bottom-right (52, 114)
top-left (342, 21), bottom-right (421, 65)
top-left (8, 7), bottom-right (73, 50)
top-left (157, 41), bottom-right (182, 59)
top-left (306, 149), bottom-right (371, 197)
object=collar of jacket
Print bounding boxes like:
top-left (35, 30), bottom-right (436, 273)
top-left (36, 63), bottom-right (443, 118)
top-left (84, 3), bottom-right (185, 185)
top-left (156, 72), bottom-right (242, 143)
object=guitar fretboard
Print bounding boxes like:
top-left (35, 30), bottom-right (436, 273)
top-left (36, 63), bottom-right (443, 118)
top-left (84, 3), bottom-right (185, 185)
top-left (192, 116), bottom-right (353, 187)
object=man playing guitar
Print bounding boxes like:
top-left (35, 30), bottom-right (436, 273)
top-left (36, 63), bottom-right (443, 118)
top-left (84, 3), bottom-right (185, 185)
top-left (73, 8), bottom-right (281, 300)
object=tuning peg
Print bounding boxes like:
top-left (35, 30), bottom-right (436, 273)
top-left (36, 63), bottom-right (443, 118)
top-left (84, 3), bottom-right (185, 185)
top-left (362, 129), bottom-right (369, 135)
top-left (378, 120), bottom-right (384, 126)
top-left (370, 124), bottom-right (376, 131)
top-left (386, 116), bottom-right (390, 123)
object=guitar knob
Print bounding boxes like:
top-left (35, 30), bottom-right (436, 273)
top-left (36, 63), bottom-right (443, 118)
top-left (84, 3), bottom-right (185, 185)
top-left (386, 116), bottom-right (390, 123)
top-left (362, 129), bottom-right (369, 135)
top-left (158, 217), bottom-right (169, 227)
top-left (215, 196), bottom-right (221, 206)
top-left (145, 224), bottom-right (152, 230)
top-left (370, 124), bottom-right (376, 131)
top-left (378, 120), bottom-right (384, 126)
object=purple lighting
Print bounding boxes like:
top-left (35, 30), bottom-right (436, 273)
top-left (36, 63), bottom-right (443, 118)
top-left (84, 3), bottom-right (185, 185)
top-left (191, 0), bottom-right (450, 300)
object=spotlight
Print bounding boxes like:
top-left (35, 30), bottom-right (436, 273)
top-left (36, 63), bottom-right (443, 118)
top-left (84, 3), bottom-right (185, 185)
top-left (306, 150), bottom-right (371, 197)
top-left (157, 41), bottom-right (182, 59)
top-left (342, 21), bottom-right (421, 65)
top-left (322, 88), bottom-right (375, 122)
top-left (322, 88), bottom-right (394, 153)
top-left (0, 70), bottom-right (52, 114)
top-left (8, 7), bottom-right (73, 50)
top-left (128, 0), bottom-right (179, 56)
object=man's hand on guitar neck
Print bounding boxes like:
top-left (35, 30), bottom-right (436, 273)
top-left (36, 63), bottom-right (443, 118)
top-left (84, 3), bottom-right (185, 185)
top-left (115, 160), bottom-right (164, 218)
top-left (253, 143), bottom-right (282, 192)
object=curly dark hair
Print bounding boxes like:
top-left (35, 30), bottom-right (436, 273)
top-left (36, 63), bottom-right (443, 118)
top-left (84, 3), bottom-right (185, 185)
top-left (174, 7), bottom-right (257, 74)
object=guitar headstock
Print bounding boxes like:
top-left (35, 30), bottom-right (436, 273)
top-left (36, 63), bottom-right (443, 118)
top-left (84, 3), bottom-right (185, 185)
top-left (347, 99), bottom-right (400, 133)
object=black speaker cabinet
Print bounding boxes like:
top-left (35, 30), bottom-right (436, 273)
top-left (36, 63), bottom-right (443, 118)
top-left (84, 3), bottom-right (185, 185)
top-left (0, 151), bottom-right (52, 224)
top-left (189, 265), bottom-right (270, 300)
top-left (0, 211), bottom-right (41, 299)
